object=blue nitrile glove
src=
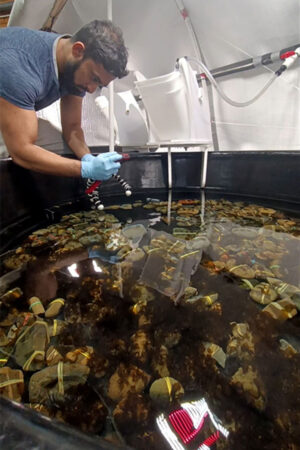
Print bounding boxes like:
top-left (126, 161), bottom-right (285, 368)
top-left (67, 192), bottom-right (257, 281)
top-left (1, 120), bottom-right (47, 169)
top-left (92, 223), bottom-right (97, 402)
top-left (81, 152), bottom-right (122, 180)
top-left (81, 153), bottom-right (94, 162)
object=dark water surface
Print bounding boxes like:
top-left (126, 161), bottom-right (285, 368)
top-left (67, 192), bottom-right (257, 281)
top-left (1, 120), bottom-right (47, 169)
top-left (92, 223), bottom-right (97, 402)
top-left (0, 193), bottom-right (300, 450)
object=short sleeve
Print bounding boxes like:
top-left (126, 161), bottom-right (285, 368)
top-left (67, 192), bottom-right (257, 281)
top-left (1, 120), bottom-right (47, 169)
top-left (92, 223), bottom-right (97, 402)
top-left (0, 50), bottom-right (40, 110)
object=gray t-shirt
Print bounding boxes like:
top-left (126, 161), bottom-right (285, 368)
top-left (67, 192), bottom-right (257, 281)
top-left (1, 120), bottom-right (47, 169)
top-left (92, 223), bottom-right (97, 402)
top-left (0, 27), bottom-right (84, 111)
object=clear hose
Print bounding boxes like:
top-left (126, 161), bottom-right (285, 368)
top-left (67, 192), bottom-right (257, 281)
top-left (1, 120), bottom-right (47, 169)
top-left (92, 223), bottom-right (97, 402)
top-left (187, 57), bottom-right (277, 107)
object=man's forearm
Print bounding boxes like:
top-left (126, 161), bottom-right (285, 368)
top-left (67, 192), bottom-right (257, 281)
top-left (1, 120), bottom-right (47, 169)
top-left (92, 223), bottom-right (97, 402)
top-left (11, 142), bottom-right (82, 177)
top-left (63, 126), bottom-right (91, 160)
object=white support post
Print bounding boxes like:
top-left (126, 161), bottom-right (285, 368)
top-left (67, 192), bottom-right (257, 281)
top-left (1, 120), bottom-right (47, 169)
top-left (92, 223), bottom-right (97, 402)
top-left (107, 0), bottom-right (114, 152)
top-left (201, 148), bottom-right (208, 188)
top-left (168, 147), bottom-right (172, 189)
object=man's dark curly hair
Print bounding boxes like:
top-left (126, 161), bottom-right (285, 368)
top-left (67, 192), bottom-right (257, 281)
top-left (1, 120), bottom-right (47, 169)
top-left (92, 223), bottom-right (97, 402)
top-left (71, 20), bottom-right (128, 78)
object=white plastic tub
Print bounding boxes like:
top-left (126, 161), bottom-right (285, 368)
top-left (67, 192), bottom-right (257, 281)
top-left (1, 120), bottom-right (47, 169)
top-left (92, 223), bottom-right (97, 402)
top-left (135, 60), bottom-right (212, 145)
top-left (135, 71), bottom-right (190, 143)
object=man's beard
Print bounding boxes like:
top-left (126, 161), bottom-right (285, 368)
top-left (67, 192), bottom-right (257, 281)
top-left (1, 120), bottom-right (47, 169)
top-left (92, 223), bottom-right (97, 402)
top-left (59, 60), bottom-right (84, 95)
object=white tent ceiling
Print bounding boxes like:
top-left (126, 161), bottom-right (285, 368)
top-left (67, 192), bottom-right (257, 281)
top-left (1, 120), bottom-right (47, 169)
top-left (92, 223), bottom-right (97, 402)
top-left (8, 0), bottom-right (300, 150)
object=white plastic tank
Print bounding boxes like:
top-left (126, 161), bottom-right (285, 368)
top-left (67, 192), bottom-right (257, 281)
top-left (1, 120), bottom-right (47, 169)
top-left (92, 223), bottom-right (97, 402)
top-left (135, 58), bottom-right (212, 145)
top-left (114, 91), bottom-right (149, 147)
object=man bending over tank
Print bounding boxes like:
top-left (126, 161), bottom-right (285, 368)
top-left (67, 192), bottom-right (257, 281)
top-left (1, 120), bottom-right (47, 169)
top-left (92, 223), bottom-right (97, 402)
top-left (0, 20), bottom-right (128, 181)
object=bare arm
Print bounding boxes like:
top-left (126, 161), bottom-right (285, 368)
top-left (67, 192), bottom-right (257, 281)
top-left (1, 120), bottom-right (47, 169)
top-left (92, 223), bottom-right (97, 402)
top-left (0, 97), bottom-right (81, 177)
top-left (60, 94), bottom-right (91, 160)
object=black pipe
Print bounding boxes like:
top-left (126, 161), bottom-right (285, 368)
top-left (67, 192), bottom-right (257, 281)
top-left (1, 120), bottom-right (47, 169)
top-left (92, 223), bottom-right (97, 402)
top-left (197, 43), bottom-right (300, 80)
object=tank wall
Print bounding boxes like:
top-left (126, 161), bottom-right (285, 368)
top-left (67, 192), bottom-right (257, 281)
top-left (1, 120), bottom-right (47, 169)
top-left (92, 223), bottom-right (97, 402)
top-left (0, 159), bottom-right (83, 225)
top-left (0, 158), bottom-right (84, 251)
top-left (205, 152), bottom-right (300, 203)
top-left (1, 151), bottom-right (299, 252)
top-left (0, 396), bottom-right (131, 450)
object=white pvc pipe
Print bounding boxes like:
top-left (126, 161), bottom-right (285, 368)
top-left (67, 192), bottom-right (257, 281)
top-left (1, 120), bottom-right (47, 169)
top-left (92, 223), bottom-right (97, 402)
top-left (107, 0), bottom-right (114, 152)
top-left (108, 86), bottom-right (114, 152)
top-left (174, 0), bottom-right (211, 187)
top-left (182, 12), bottom-right (212, 172)
top-left (107, 0), bottom-right (112, 20)
top-left (201, 149), bottom-right (208, 188)
top-left (174, 0), bottom-right (200, 60)
top-left (174, 1), bottom-right (211, 115)
top-left (167, 147), bottom-right (172, 189)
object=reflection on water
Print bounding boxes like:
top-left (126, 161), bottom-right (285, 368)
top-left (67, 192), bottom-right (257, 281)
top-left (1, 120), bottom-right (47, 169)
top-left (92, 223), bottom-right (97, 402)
top-left (0, 196), bottom-right (300, 450)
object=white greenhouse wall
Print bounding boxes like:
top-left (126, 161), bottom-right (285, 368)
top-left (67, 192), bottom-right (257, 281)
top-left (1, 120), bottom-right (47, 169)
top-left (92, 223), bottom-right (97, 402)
top-left (8, 0), bottom-right (300, 151)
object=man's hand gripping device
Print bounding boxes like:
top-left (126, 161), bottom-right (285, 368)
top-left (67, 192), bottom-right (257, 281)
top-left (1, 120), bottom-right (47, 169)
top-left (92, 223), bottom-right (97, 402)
top-left (85, 153), bottom-right (131, 210)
